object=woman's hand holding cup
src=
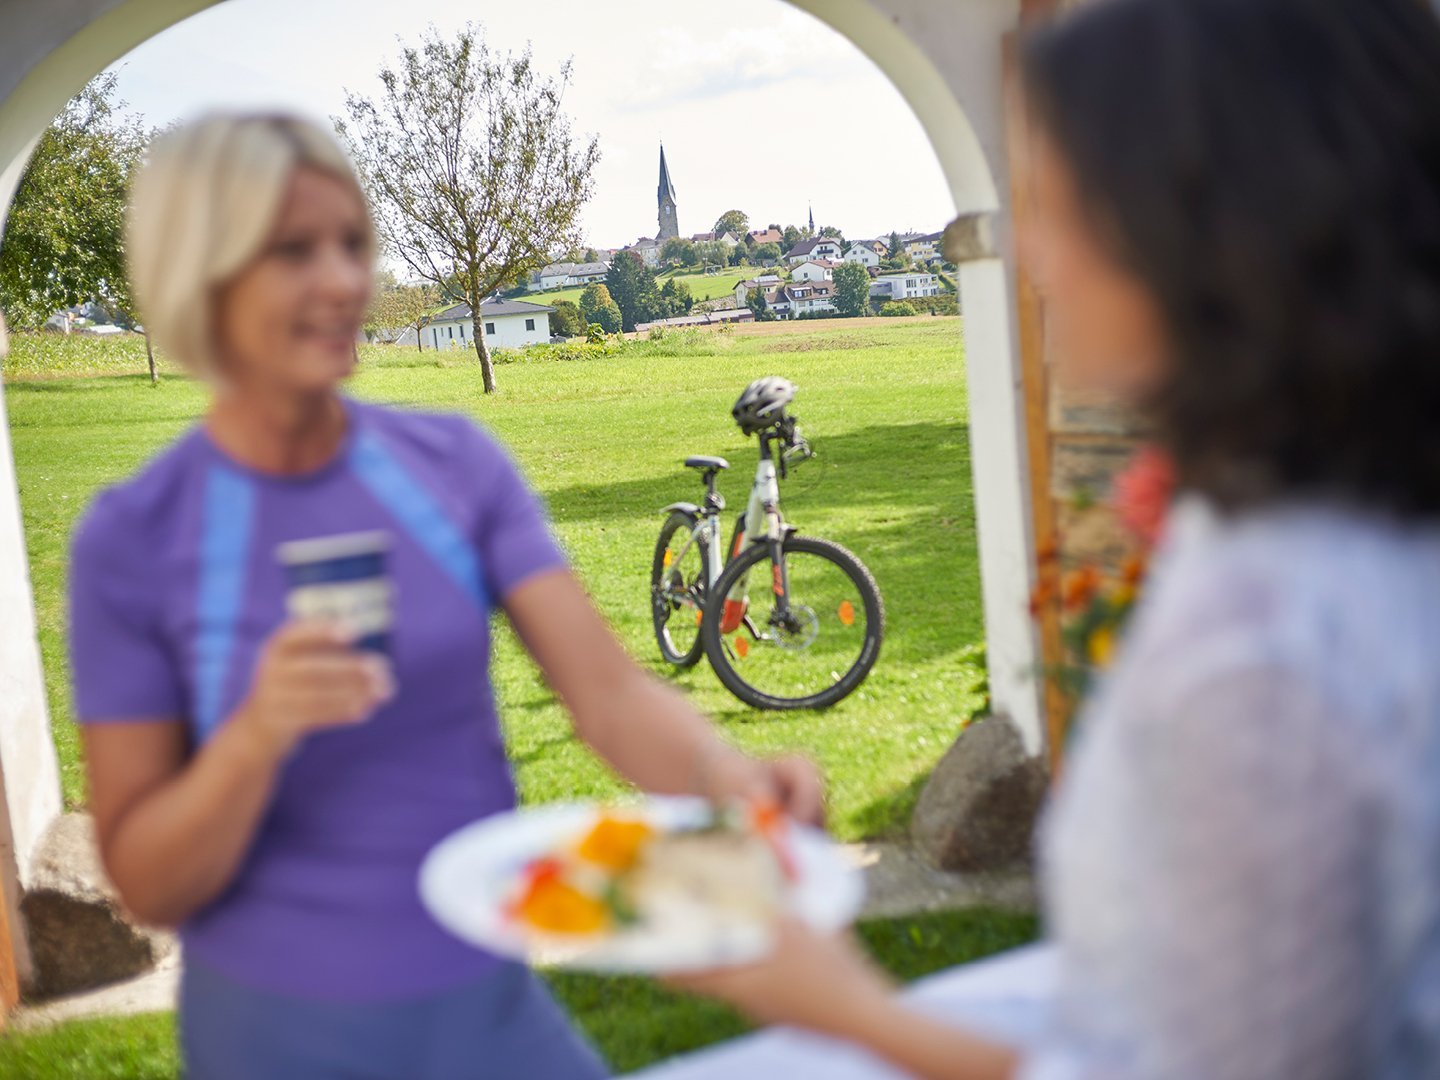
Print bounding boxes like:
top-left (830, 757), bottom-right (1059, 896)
top-left (236, 619), bottom-right (395, 762)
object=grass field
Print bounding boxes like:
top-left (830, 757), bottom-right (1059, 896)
top-left (528, 266), bottom-right (753, 308)
top-left (0, 316), bottom-right (1026, 1074)
top-left (6, 318), bottom-right (987, 835)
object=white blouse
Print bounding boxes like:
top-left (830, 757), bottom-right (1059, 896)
top-left (1021, 497), bottom-right (1440, 1079)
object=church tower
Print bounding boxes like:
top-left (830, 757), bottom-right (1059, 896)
top-left (657, 144), bottom-right (679, 241)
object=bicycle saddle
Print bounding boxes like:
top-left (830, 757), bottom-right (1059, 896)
top-left (685, 456), bottom-right (729, 471)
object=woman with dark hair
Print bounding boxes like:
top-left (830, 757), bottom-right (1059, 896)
top-left (676, 0), bottom-right (1440, 1076)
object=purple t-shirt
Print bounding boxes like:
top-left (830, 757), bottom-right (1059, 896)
top-left (68, 400), bottom-right (567, 1000)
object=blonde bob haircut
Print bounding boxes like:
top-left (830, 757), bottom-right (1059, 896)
top-left (126, 112), bottom-right (374, 377)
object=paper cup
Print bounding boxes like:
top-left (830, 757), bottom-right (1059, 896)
top-left (276, 531), bottom-right (392, 653)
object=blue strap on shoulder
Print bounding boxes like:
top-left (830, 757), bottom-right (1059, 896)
top-left (350, 428), bottom-right (490, 611)
top-left (194, 464), bottom-right (256, 743)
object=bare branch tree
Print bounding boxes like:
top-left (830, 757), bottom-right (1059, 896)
top-left (336, 24), bottom-right (599, 392)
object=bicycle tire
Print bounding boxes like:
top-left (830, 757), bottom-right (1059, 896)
top-left (701, 534), bottom-right (884, 709)
top-left (651, 511), bottom-right (709, 668)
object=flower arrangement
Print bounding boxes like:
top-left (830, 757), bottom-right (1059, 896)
top-left (1032, 445), bottom-right (1176, 736)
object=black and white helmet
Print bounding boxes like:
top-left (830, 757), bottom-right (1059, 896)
top-left (732, 376), bottom-right (796, 435)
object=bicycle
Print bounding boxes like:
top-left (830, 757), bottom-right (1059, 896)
top-left (650, 377), bottom-right (885, 710)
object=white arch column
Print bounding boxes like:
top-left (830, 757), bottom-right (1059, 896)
top-left (0, 0), bottom-right (1041, 1000)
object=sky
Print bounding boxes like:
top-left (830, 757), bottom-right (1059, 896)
top-left (100, 0), bottom-right (955, 252)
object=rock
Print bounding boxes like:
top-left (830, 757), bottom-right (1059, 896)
top-left (911, 716), bottom-right (1049, 874)
top-left (20, 814), bottom-right (172, 1001)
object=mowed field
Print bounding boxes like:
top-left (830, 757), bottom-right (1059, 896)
top-left (529, 266), bottom-right (753, 308)
top-left (4, 317), bottom-right (986, 838)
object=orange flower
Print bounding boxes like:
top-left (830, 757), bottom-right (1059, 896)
top-left (1061, 565), bottom-right (1102, 611)
top-left (1029, 576), bottom-right (1057, 617)
top-left (1121, 553), bottom-right (1147, 587)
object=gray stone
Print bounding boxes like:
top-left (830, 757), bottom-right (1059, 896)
top-left (20, 814), bottom-right (173, 1001)
top-left (911, 716), bottom-right (1049, 874)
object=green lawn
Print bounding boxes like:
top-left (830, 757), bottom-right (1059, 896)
top-left (0, 908), bottom-right (1038, 1078)
top-left (0, 317), bottom-right (1023, 1075)
top-left (528, 266), bottom-right (754, 308)
top-left (6, 318), bottom-right (985, 835)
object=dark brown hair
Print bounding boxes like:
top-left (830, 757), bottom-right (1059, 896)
top-left (1024, 0), bottom-right (1440, 517)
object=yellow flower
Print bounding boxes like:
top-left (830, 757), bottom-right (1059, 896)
top-left (1088, 625), bottom-right (1116, 668)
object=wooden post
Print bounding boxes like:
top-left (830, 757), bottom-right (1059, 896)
top-left (0, 875), bottom-right (18, 1025)
top-left (1002, 29), bottom-right (1070, 773)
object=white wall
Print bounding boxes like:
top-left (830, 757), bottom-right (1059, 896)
top-left (791, 262), bottom-right (833, 283)
top-left (429, 312), bottom-right (551, 351)
top-left (845, 246), bottom-right (880, 267)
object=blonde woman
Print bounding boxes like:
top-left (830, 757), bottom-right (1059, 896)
top-left (69, 113), bottom-right (820, 1078)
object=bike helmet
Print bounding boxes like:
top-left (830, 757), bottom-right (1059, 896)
top-left (732, 376), bottom-right (796, 435)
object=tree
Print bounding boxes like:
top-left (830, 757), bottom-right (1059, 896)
top-left (364, 280), bottom-right (438, 349)
top-left (336, 24), bottom-right (600, 393)
top-left (746, 285), bottom-right (774, 322)
top-left (0, 74), bottom-right (146, 335)
top-left (888, 231), bottom-right (904, 258)
top-left (659, 278), bottom-right (693, 317)
top-left (880, 300), bottom-right (917, 317)
top-left (832, 261), bottom-right (871, 318)
top-left (583, 248), bottom-right (599, 263)
top-left (660, 236), bottom-right (695, 268)
top-left (605, 251), bottom-right (661, 331)
top-left (694, 240), bottom-right (728, 270)
top-left (579, 282), bottom-right (614, 324)
top-left (819, 225), bottom-right (845, 248)
top-left (712, 210), bottom-right (748, 240)
top-left (727, 245), bottom-right (746, 267)
top-left (754, 242), bottom-right (782, 264)
top-left (550, 299), bottom-right (584, 338)
top-left (782, 225), bottom-right (803, 251)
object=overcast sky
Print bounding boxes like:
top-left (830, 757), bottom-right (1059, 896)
top-left (101, 0), bottom-right (954, 251)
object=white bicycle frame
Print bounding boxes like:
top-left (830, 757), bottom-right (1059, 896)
top-left (663, 456), bottom-right (781, 605)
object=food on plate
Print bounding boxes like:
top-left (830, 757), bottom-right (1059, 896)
top-left (505, 803), bottom-right (797, 939)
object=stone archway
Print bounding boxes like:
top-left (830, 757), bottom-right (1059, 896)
top-left (0, 0), bottom-right (1045, 1010)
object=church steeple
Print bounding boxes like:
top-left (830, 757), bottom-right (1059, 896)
top-left (657, 144), bottom-right (679, 241)
top-left (808, 203), bottom-right (815, 236)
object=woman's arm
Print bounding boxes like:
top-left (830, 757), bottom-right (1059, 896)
top-left (677, 919), bottom-right (1019, 1080)
top-left (504, 569), bottom-right (824, 821)
top-left (86, 621), bottom-right (393, 926)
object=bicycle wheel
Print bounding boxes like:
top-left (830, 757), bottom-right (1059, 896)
top-left (651, 512), bottom-right (710, 667)
top-left (701, 534), bottom-right (883, 709)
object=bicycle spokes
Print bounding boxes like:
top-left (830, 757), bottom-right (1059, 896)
top-left (728, 547), bottom-right (872, 699)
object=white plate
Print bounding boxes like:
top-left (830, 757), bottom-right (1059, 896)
top-left (419, 796), bottom-right (865, 974)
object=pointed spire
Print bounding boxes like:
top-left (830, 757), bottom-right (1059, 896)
top-left (808, 203), bottom-right (815, 235)
top-left (658, 143), bottom-right (677, 206)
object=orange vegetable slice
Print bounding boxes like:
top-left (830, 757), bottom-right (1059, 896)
top-left (575, 816), bottom-right (655, 871)
top-left (512, 876), bottom-right (610, 935)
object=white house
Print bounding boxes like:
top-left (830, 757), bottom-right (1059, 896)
top-left (690, 231), bottom-right (741, 248)
top-left (791, 259), bottom-right (841, 283)
top-left (844, 243), bottom-right (881, 268)
top-left (424, 300), bottom-right (554, 351)
top-left (765, 281), bottom-right (837, 319)
top-left (784, 237), bottom-right (844, 265)
top-left (871, 272), bottom-right (942, 302)
top-left (626, 237), bottom-right (662, 269)
top-left (531, 261), bottom-right (609, 291)
top-left (903, 231), bottom-right (945, 264)
top-left (734, 275), bottom-right (782, 306)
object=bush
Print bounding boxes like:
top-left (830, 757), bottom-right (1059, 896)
top-left (917, 293), bottom-right (961, 317)
top-left (550, 300), bottom-right (585, 338)
top-left (880, 301), bottom-right (918, 317)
